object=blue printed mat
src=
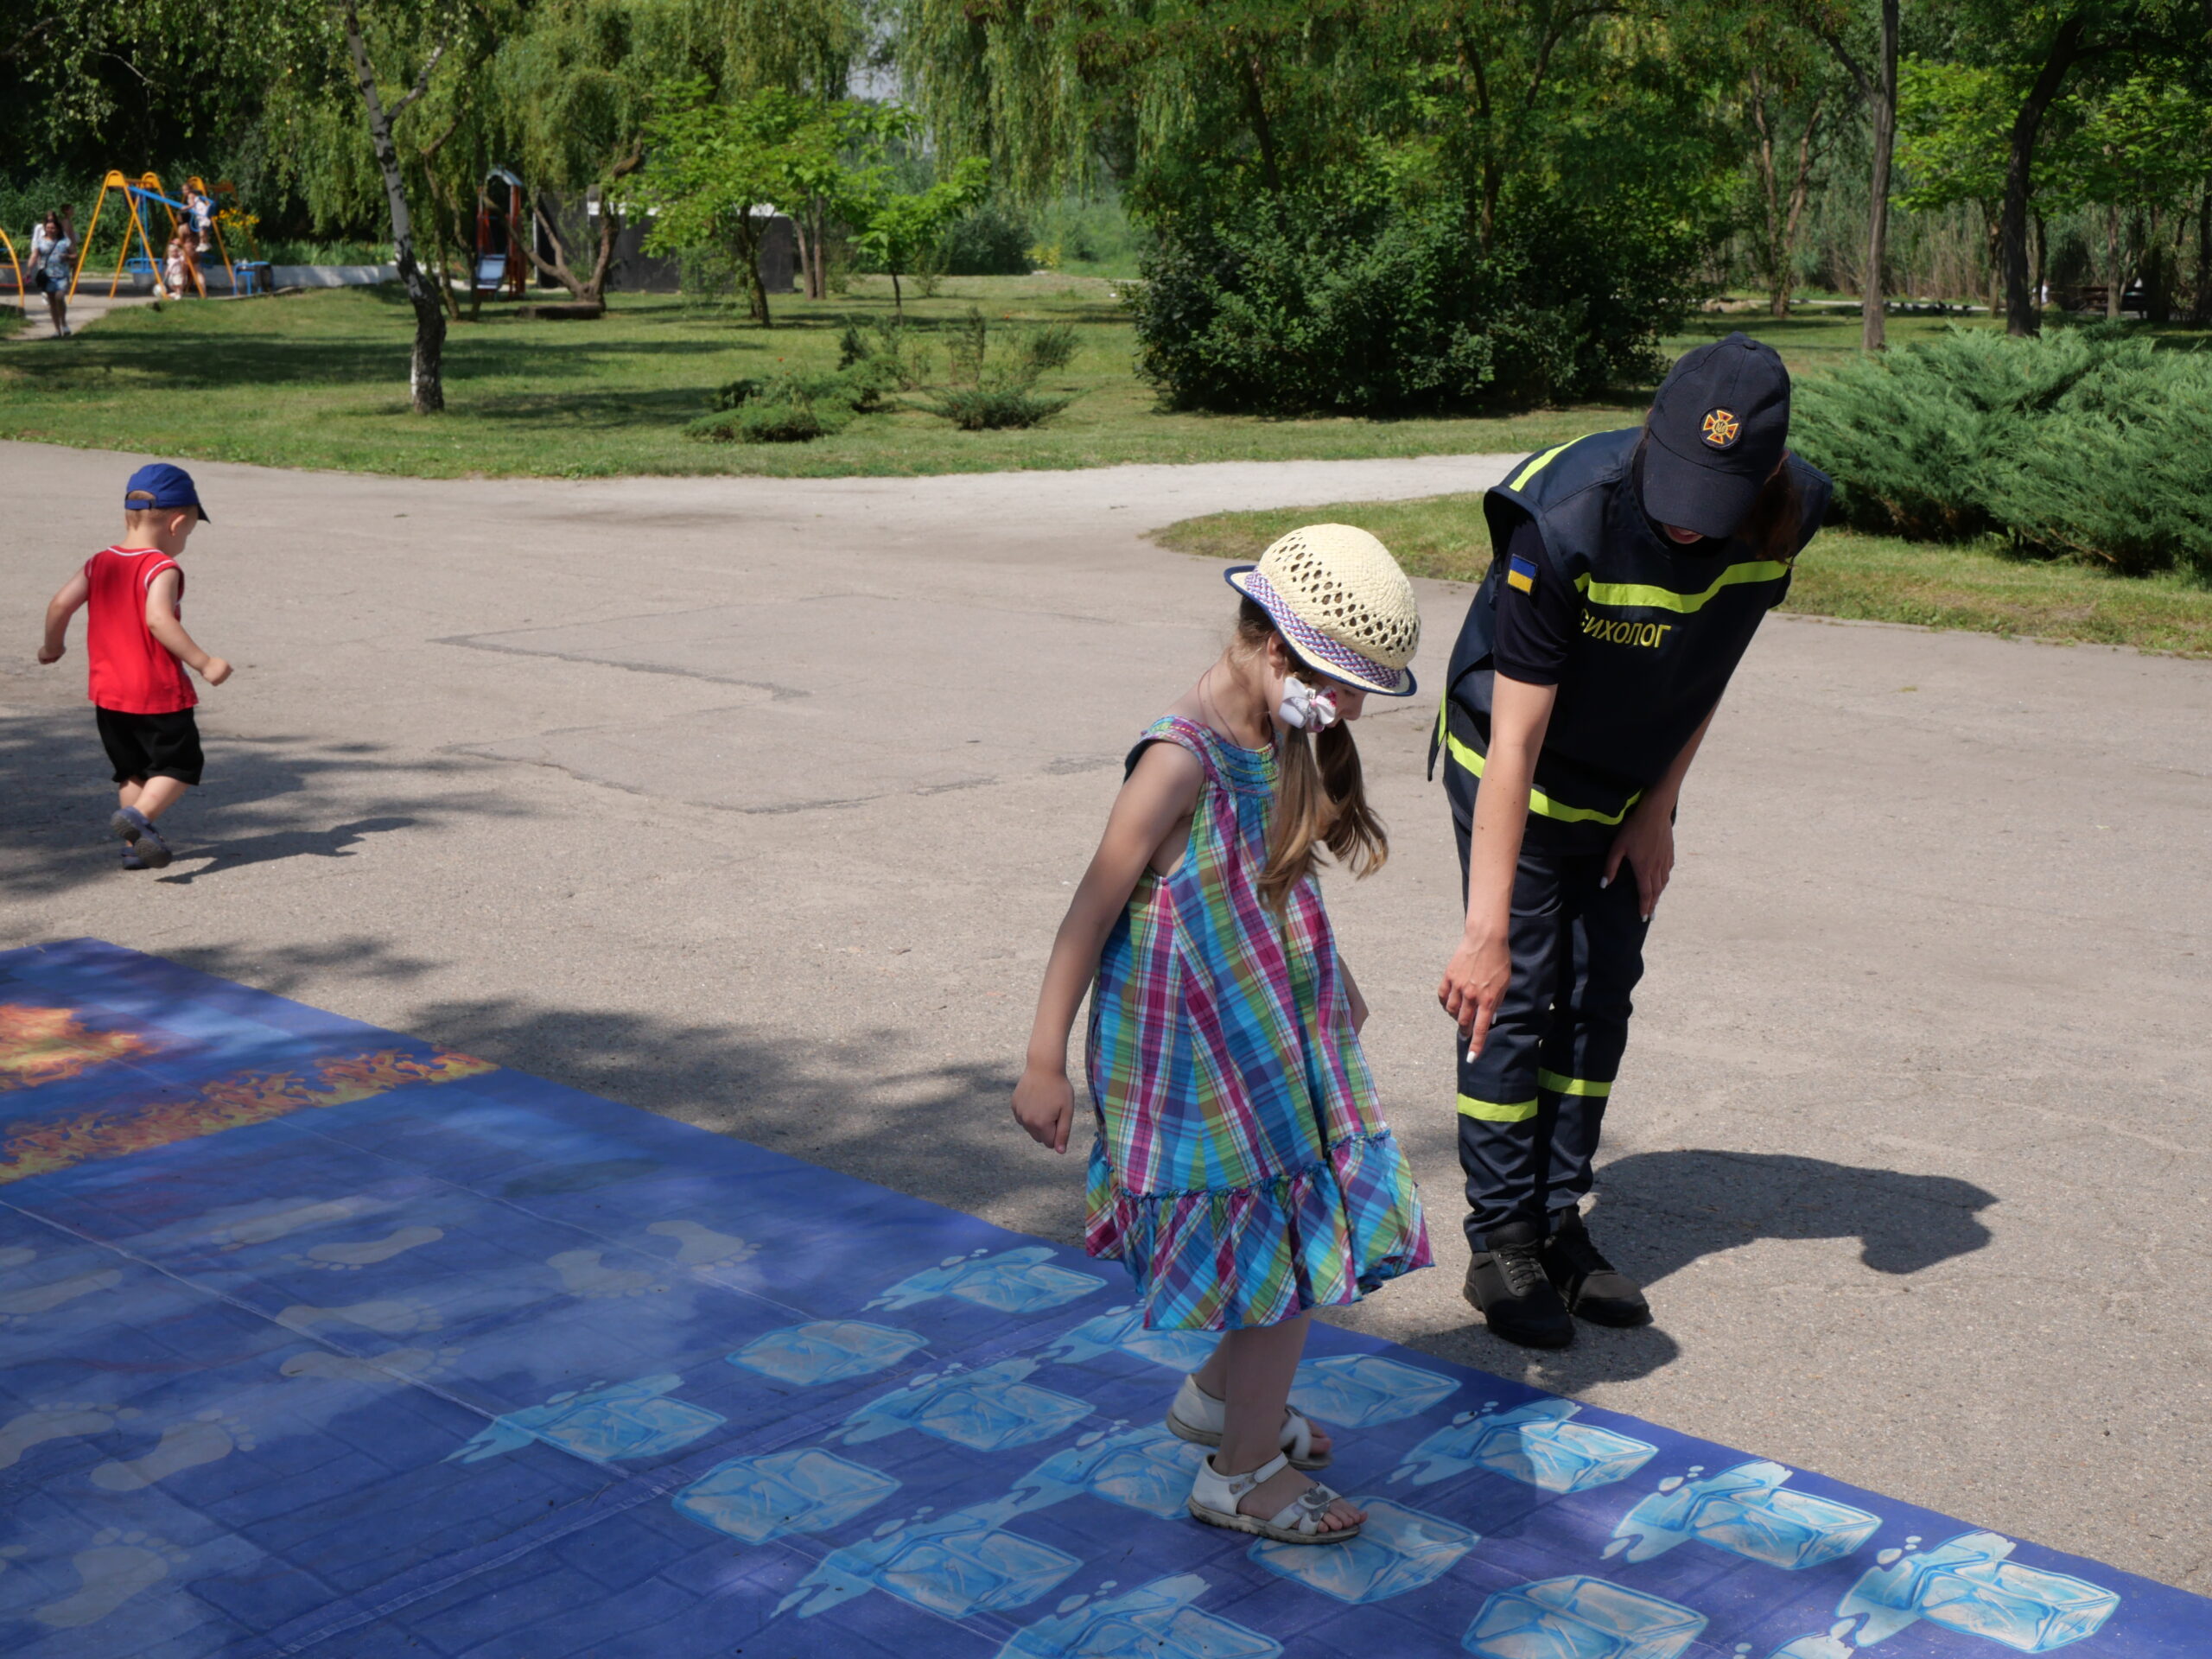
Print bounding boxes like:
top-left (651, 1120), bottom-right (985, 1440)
top-left (0, 939), bottom-right (2200, 1659)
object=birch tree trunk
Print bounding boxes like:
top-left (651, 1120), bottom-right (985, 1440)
top-left (340, 0), bottom-right (449, 413)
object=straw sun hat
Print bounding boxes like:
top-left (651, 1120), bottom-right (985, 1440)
top-left (1224, 524), bottom-right (1421, 697)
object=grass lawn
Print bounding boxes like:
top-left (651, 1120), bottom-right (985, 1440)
top-left (1151, 495), bottom-right (2212, 659)
top-left (9, 276), bottom-right (2196, 480)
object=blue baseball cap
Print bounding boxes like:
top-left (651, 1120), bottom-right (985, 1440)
top-left (123, 462), bottom-right (209, 522)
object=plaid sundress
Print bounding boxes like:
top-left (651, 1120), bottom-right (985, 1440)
top-left (1084, 715), bottom-right (1432, 1331)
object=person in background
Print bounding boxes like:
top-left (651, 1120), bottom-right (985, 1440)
top-left (162, 222), bottom-right (203, 299)
top-left (29, 208), bottom-right (74, 337)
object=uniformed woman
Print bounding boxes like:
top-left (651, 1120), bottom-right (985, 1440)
top-left (1433, 333), bottom-right (1830, 1349)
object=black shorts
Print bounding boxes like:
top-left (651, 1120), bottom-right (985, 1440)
top-left (96, 707), bottom-right (205, 787)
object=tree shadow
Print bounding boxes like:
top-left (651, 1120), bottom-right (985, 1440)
top-left (154, 939), bottom-right (1063, 1236)
top-left (0, 711), bottom-right (521, 897)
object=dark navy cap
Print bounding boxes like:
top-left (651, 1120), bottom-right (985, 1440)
top-left (123, 461), bottom-right (209, 523)
top-left (1641, 333), bottom-right (1789, 539)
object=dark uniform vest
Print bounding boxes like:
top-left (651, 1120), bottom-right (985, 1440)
top-left (1434, 428), bottom-right (1832, 848)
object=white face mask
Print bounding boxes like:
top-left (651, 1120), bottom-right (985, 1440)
top-left (1276, 675), bottom-right (1340, 733)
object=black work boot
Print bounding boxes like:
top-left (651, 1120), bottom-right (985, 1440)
top-left (1464, 1219), bottom-right (1575, 1348)
top-left (1542, 1208), bottom-right (1652, 1326)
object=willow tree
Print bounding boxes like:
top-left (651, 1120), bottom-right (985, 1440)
top-left (493, 0), bottom-right (864, 308)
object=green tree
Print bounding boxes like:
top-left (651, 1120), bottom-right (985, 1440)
top-left (852, 156), bottom-right (989, 310)
top-left (637, 83), bottom-right (888, 325)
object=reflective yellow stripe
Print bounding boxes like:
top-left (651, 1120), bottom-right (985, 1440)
top-left (1508, 441), bottom-right (1577, 493)
top-left (1574, 562), bottom-right (1791, 613)
top-left (1459, 1094), bottom-right (1539, 1122)
top-left (1442, 728), bottom-right (1642, 827)
top-left (1538, 1070), bottom-right (1613, 1097)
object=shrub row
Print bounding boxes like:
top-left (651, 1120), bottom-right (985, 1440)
top-left (1127, 191), bottom-right (1704, 416)
top-left (1792, 326), bottom-right (2212, 578)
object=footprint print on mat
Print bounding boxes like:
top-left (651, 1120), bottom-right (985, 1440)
top-left (548, 1249), bottom-right (664, 1300)
top-left (283, 1226), bottom-right (445, 1272)
top-left (89, 1410), bottom-right (255, 1491)
top-left (0, 1268), bottom-right (123, 1324)
top-left (280, 1345), bottom-right (462, 1386)
top-left (0, 1246), bottom-right (36, 1270)
top-left (646, 1220), bottom-right (760, 1270)
top-left (33, 1530), bottom-right (188, 1630)
top-left (276, 1298), bottom-right (442, 1336)
top-left (0, 1402), bottom-right (142, 1469)
top-left (199, 1197), bottom-right (391, 1252)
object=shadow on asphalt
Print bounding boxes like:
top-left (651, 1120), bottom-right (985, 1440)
top-left (158, 937), bottom-right (1050, 1243)
top-left (1599, 1147), bottom-right (1999, 1281)
top-left (1373, 1148), bottom-right (1996, 1392)
top-left (0, 709), bottom-right (517, 894)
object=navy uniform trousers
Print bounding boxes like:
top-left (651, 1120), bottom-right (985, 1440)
top-left (1451, 799), bottom-right (1651, 1254)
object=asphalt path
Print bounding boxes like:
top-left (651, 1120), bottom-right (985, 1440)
top-left (3, 440), bottom-right (2207, 1593)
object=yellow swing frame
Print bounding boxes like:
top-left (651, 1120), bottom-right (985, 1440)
top-left (69, 170), bottom-right (217, 300)
top-left (0, 226), bottom-right (22, 315)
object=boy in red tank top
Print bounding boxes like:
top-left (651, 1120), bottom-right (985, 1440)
top-left (38, 464), bottom-right (235, 869)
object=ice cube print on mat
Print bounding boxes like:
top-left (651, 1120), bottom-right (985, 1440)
top-left (1008, 1424), bottom-right (1208, 1519)
top-left (1608, 1459), bottom-right (1881, 1571)
top-left (1040, 1304), bottom-right (1219, 1373)
top-left (776, 1495), bottom-right (1080, 1621)
top-left (1250, 1496), bottom-right (1479, 1604)
top-left (673, 1448), bottom-right (900, 1544)
top-left (1289, 1353), bottom-right (1459, 1427)
top-left (448, 1374), bottom-right (724, 1465)
top-left (1000, 1573), bottom-right (1282, 1659)
top-left (1393, 1398), bottom-right (1656, 1495)
top-left (868, 1245), bottom-right (1106, 1314)
top-left (1834, 1530), bottom-right (2120, 1651)
top-left (1465, 1574), bottom-right (1708, 1659)
top-left (728, 1320), bottom-right (929, 1387)
top-left (831, 1357), bottom-right (1090, 1452)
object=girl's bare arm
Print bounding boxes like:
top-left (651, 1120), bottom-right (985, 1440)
top-left (1014, 741), bottom-right (1205, 1153)
top-left (145, 568), bottom-right (232, 684)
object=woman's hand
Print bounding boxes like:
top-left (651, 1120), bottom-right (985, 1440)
top-left (1438, 928), bottom-right (1512, 1061)
top-left (1605, 798), bottom-right (1676, 921)
top-left (1012, 1065), bottom-right (1074, 1154)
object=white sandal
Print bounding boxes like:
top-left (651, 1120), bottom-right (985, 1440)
top-left (1187, 1451), bottom-right (1361, 1544)
top-left (1165, 1375), bottom-right (1332, 1470)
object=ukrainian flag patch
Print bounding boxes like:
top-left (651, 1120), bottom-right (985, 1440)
top-left (1506, 554), bottom-right (1537, 594)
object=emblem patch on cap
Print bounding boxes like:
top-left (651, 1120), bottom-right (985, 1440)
top-left (1700, 408), bottom-right (1741, 448)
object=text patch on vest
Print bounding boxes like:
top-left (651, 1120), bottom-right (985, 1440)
top-left (1579, 609), bottom-right (1674, 649)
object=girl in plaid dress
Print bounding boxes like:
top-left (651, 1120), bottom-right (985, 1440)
top-left (1014, 526), bottom-right (1432, 1546)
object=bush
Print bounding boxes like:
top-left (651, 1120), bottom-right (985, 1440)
top-left (688, 368), bottom-right (879, 443)
top-left (1022, 321), bottom-right (1077, 374)
top-left (1128, 189), bottom-right (1703, 415)
top-left (938, 204), bottom-right (1034, 275)
top-left (838, 317), bottom-right (934, 389)
top-left (1793, 326), bottom-right (2212, 576)
top-left (923, 386), bottom-right (1074, 429)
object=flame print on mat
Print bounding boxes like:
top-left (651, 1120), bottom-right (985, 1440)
top-left (0, 1048), bottom-right (497, 1183)
top-left (0, 1006), bottom-right (155, 1092)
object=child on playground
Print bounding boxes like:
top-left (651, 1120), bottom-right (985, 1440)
top-left (37, 464), bottom-right (233, 870)
top-left (1014, 526), bottom-right (1433, 1547)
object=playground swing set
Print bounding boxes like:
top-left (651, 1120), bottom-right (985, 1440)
top-left (67, 170), bottom-right (267, 301)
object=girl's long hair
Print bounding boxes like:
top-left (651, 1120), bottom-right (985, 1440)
top-left (1235, 597), bottom-right (1389, 909)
